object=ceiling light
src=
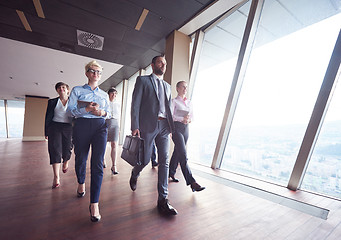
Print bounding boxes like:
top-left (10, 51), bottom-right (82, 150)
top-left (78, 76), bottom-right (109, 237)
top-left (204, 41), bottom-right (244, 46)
top-left (33, 0), bottom-right (45, 18)
top-left (16, 10), bottom-right (32, 32)
top-left (135, 9), bottom-right (149, 31)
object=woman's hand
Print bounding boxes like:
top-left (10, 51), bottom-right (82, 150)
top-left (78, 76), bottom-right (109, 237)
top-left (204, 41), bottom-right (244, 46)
top-left (85, 102), bottom-right (99, 113)
top-left (91, 109), bottom-right (105, 117)
top-left (182, 114), bottom-right (191, 124)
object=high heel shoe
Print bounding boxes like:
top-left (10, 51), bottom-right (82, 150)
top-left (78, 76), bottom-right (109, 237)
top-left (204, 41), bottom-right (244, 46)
top-left (169, 175), bottom-right (179, 182)
top-left (62, 161), bottom-right (69, 173)
top-left (77, 190), bottom-right (85, 198)
top-left (52, 183), bottom-right (60, 189)
top-left (89, 205), bottom-right (101, 222)
top-left (190, 182), bottom-right (205, 192)
top-left (111, 167), bottom-right (119, 175)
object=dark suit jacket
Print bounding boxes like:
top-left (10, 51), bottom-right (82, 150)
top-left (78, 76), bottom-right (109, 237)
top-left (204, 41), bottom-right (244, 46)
top-left (131, 74), bottom-right (174, 134)
top-left (45, 97), bottom-right (59, 137)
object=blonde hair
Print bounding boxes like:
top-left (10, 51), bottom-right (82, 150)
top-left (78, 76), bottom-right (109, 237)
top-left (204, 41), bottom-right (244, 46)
top-left (85, 60), bottom-right (103, 72)
top-left (176, 80), bottom-right (187, 88)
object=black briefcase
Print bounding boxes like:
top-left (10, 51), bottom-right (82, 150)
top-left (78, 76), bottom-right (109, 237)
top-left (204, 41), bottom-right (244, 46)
top-left (121, 135), bottom-right (144, 166)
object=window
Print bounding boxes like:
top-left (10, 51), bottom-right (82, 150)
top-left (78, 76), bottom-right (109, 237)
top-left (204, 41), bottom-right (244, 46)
top-left (144, 65), bottom-right (152, 75)
top-left (0, 100), bottom-right (6, 137)
top-left (123, 72), bottom-right (139, 138)
top-left (220, 0), bottom-right (341, 185)
top-left (115, 82), bottom-right (123, 106)
top-left (187, 1), bottom-right (252, 166)
top-left (0, 100), bottom-right (25, 138)
top-left (7, 100), bottom-right (25, 138)
top-left (301, 69), bottom-right (341, 198)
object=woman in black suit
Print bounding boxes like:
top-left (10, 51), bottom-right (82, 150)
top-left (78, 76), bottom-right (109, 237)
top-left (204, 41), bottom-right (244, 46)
top-left (45, 82), bottom-right (73, 189)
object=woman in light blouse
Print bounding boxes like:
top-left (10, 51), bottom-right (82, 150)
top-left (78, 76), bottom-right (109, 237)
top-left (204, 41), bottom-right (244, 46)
top-left (44, 82), bottom-right (72, 189)
top-left (169, 81), bottom-right (205, 192)
top-left (67, 60), bottom-right (110, 222)
top-left (105, 87), bottom-right (121, 174)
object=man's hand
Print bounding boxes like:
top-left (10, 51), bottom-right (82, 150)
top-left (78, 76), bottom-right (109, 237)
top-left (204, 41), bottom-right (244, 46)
top-left (132, 129), bottom-right (140, 137)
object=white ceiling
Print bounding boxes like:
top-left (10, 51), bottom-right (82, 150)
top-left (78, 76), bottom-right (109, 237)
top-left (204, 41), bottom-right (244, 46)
top-left (0, 37), bottom-right (122, 100)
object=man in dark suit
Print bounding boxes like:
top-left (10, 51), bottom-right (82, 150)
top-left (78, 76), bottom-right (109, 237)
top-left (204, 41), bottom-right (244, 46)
top-left (130, 55), bottom-right (177, 215)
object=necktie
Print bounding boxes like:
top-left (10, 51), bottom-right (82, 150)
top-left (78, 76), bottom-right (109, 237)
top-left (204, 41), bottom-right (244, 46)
top-left (157, 78), bottom-right (165, 114)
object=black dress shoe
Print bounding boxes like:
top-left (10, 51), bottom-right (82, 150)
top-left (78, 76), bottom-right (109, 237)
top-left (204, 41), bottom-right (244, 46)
top-left (151, 161), bottom-right (158, 167)
top-left (77, 191), bottom-right (86, 198)
top-left (169, 175), bottom-right (179, 182)
top-left (89, 205), bottom-right (101, 222)
top-left (129, 174), bottom-right (137, 191)
top-left (157, 198), bottom-right (178, 215)
top-left (190, 182), bottom-right (205, 192)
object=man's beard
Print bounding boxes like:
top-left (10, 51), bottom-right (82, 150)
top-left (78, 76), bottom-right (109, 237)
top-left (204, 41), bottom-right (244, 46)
top-left (154, 68), bottom-right (164, 76)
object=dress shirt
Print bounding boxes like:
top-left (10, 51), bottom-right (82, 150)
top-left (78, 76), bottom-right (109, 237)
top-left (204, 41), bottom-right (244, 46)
top-left (67, 84), bottom-right (110, 119)
top-left (53, 98), bottom-right (71, 123)
top-left (171, 95), bottom-right (193, 123)
top-left (108, 100), bottom-right (121, 120)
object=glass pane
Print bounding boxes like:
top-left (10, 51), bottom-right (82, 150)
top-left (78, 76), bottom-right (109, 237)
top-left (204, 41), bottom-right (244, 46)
top-left (301, 71), bottom-right (341, 198)
top-left (221, 0), bottom-right (341, 185)
top-left (0, 100), bottom-right (6, 138)
top-left (123, 72), bottom-right (138, 137)
top-left (144, 65), bottom-right (152, 75)
top-left (187, 1), bottom-right (251, 166)
top-left (7, 100), bottom-right (25, 138)
top-left (115, 82), bottom-right (123, 106)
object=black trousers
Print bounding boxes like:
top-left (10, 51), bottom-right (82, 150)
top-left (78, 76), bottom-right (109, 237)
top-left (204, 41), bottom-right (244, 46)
top-left (47, 121), bottom-right (72, 164)
top-left (169, 122), bottom-right (195, 185)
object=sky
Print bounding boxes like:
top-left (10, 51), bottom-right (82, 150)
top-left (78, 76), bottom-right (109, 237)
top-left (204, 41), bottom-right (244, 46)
top-left (192, 12), bottom-right (341, 128)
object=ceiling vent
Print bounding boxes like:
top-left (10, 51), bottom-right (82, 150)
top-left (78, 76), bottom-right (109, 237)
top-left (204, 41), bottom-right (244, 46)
top-left (77, 30), bottom-right (104, 51)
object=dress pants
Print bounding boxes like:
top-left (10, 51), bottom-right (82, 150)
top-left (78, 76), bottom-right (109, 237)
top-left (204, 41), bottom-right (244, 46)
top-left (169, 121), bottom-right (195, 185)
top-left (73, 118), bottom-right (107, 203)
top-left (132, 119), bottom-right (170, 201)
top-left (48, 121), bottom-right (72, 164)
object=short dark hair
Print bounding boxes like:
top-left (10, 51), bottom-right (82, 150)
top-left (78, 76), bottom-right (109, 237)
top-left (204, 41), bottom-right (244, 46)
top-left (152, 55), bottom-right (165, 64)
top-left (108, 87), bottom-right (117, 94)
top-left (55, 82), bottom-right (69, 91)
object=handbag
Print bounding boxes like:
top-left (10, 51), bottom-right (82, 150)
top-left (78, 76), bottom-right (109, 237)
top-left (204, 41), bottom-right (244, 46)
top-left (121, 135), bottom-right (144, 166)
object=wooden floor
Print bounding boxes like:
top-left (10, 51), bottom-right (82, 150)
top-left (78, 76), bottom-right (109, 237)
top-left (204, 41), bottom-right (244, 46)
top-left (1, 139), bottom-right (341, 240)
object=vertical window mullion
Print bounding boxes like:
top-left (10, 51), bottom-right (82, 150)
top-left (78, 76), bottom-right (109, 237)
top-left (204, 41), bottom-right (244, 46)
top-left (4, 100), bottom-right (9, 138)
top-left (212, 0), bottom-right (265, 169)
top-left (288, 30), bottom-right (341, 190)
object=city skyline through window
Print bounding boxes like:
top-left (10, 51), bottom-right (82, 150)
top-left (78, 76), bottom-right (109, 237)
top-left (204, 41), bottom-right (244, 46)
top-left (188, 0), bottom-right (341, 199)
top-left (222, 12), bottom-right (341, 186)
